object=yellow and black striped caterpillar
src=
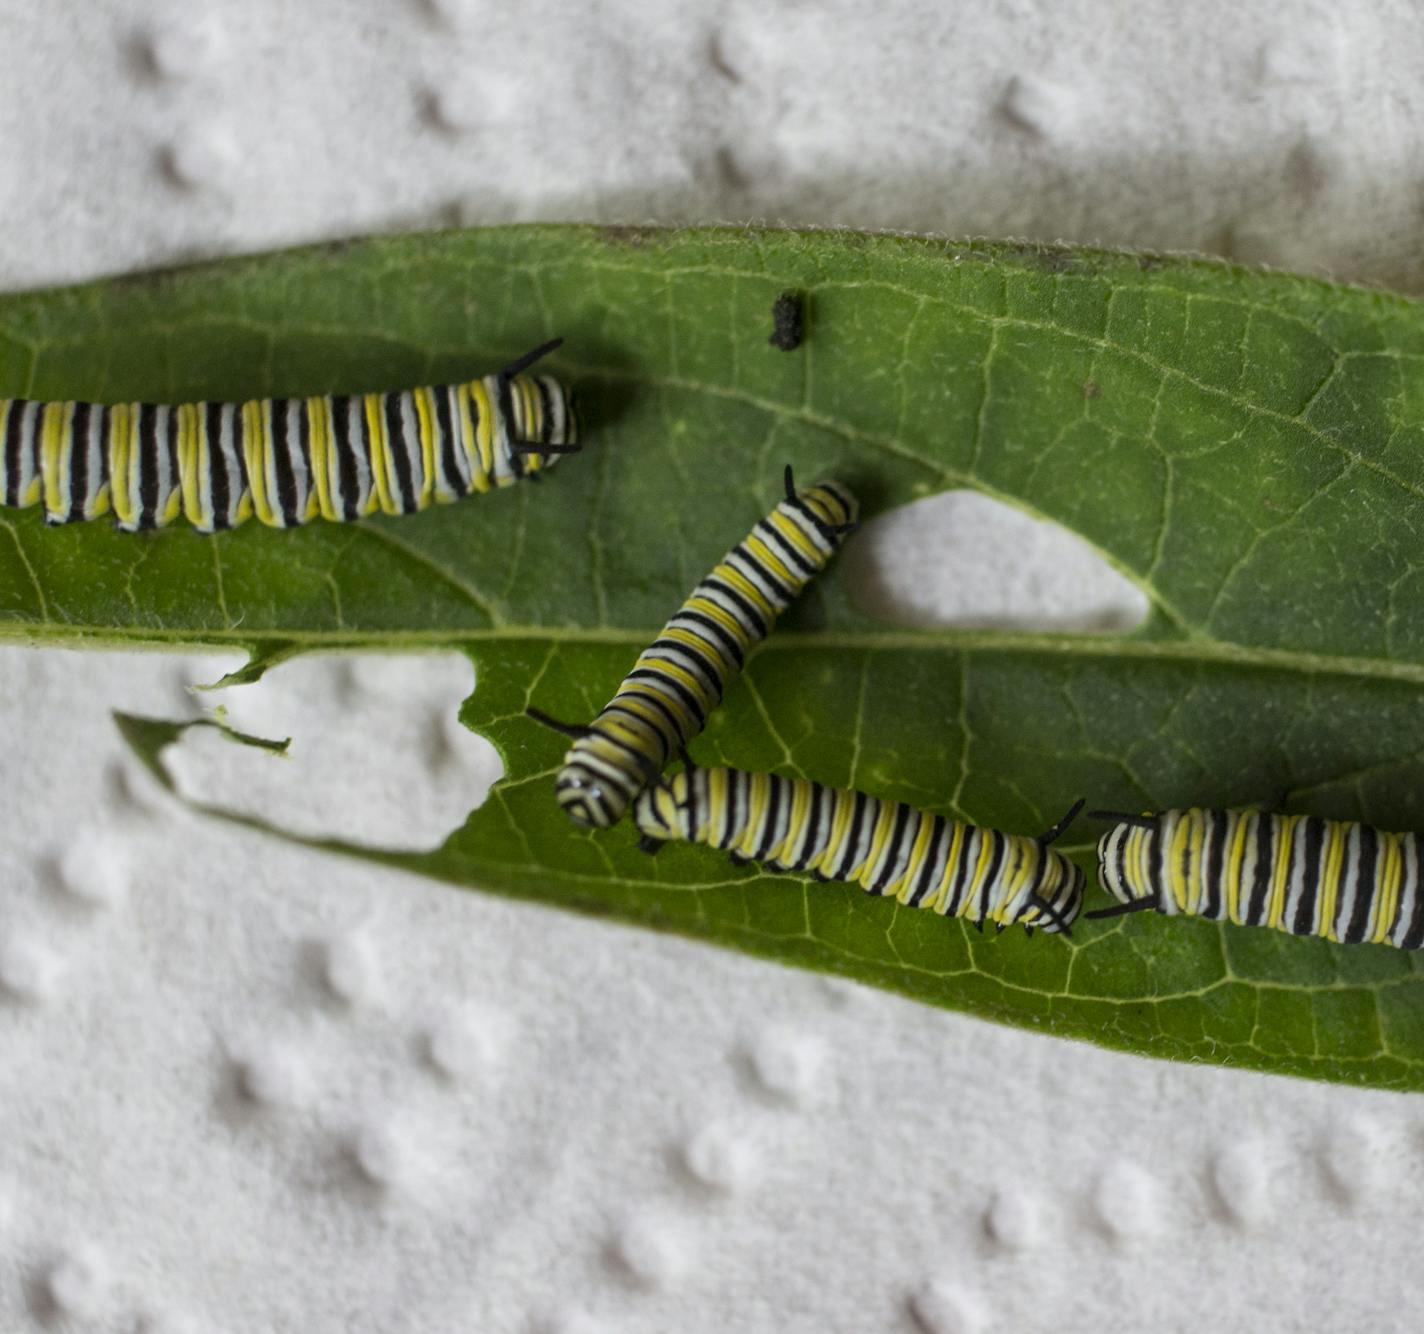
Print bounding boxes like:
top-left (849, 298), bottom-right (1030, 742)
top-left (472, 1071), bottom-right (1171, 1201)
top-left (634, 760), bottom-right (1086, 935)
top-left (1090, 806), bottom-right (1424, 949)
top-left (528, 466), bottom-right (859, 829)
top-left (0, 339), bottom-right (576, 532)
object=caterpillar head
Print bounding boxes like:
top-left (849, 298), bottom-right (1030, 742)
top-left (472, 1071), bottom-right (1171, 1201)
top-left (527, 707), bottom-right (644, 829)
top-left (554, 758), bottom-right (629, 829)
top-left (1095, 821), bottom-right (1137, 907)
top-left (511, 373), bottom-right (578, 458)
top-left (1021, 850), bottom-right (1086, 934)
top-left (787, 476), bottom-right (859, 548)
top-left (481, 338), bottom-right (578, 480)
top-left (632, 777), bottom-right (686, 848)
top-left (1089, 810), bottom-right (1174, 920)
top-left (799, 478), bottom-right (857, 531)
top-left (493, 372), bottom-right (578, 477)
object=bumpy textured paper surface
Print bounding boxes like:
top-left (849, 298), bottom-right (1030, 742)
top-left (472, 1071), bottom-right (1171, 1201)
top-left (1, 3), bottom-right (1422, 1331)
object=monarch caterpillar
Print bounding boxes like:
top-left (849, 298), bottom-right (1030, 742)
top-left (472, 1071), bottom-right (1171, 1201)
top-left (633, 758), bottom-right (1086, 935)
top-left (768, 292), bottom-right (805, 351)
top-left (0, 338), bottom-right (576, 532)
top-left (1089, 806), bottom-right (1424, 950)
top-left (528, 466), bottom-right (859, 829)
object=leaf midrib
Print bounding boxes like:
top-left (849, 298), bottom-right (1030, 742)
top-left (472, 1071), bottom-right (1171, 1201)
top-left (8, 620), bottom-right (1424, 688)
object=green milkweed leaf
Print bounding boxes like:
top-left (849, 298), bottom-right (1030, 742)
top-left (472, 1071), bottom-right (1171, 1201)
top-left (5, 224), bottom-right (1424, 1091)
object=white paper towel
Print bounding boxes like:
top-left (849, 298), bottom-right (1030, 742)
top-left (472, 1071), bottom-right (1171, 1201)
top-left (1, 4), bottom-right (1421, 1331)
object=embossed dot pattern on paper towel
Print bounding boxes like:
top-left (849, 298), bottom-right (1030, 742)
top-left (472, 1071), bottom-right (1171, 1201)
top-left (679, 1120), bottom-right (756, 1194)
top-left (350, 1119), bottom-right (412, 1189)
top-left (44, 1246), bottom-right (109, 1322)
top-left (746, 1026), bottom-right (824, 1106)
top-left (0, 933), bottom-right (62, 1002)
top-left (908, 1280), bottom-right (986, 1334)
top-left (232, 1041), bottom-right (306, 1109)
top-left (54, 829), bottom-right (129, 909)
top-left (607, 1215), bottom-right (686, 1290)
top-left (996, 74), bottom-right (1083, 139)
top-left (1317, 1118), bottom-right (1387, 1207)
top-left (1090, 1160), bottom-right (1162, 1243)
top-left (422, 1007), bottom-right (508, 1082)
top-left (134, 12), bottom-right (226, 81)
top-left (5, 6), bottom-right (1424, 1334)
top-left (983, 1187), bottom-right (1042, 1252)
top-left (321, 930), bottom-right (382, 1008)
top-left (1209, 1142), bottom-right (1273, 1227)
top-left (0, 0), bottom-right (1418, 295)
top-left (161, 126), bottom-right (239, 191)
top-left (423, 82), bottom-right (504, 135)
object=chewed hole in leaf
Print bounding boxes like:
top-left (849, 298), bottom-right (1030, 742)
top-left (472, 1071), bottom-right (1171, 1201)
top-left (163, 653), bottom-right (500, 849)
top-left (842, 490), bottom-right (1149, 633)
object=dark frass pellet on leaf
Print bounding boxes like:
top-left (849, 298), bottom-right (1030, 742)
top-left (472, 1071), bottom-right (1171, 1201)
top-left (768, 291), bottom-right (805, 351)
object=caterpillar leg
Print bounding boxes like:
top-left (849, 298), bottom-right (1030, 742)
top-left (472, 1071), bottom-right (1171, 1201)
top-left (1036, 797), bottom-right (1085, 846)
top-left (636, 835), bottom-right (663, 855)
